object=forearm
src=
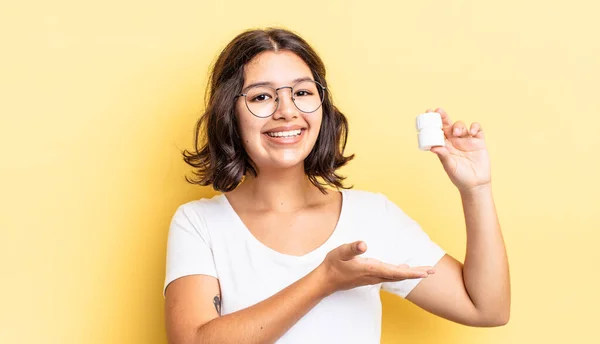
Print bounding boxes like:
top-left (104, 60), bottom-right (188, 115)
top-left (195, 266), bottom-right (330, 344)
top-left (460, 184), bottom-right (510, 324)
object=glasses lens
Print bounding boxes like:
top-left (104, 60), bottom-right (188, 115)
top-left (293, 80), bottom-right (325, 113)
top-left (245, 86), bottom-right (277, 117)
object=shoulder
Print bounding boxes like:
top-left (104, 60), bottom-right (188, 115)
top-left (167, 195), bottom-right (232, 248)
top-left (175, 194), bottom-right (225, 213)
top-left (342, 189), bottom-right (413, 224)
top-left (341, 189), bottom-right (392, 220)
top-left (342, 188), bottom-right (391, 209)
top-left (171, 194), bottom-right (228, 228)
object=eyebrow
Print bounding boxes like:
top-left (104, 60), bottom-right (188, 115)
top-left (242, 77), bottom-right (315, 92)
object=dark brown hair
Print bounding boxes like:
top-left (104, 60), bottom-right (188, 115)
top-left (182, 27), bottom-right (354, 193)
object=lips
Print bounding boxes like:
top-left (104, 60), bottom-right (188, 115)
top-left (262, 128), bottom-right (306, 145)
top-left (265, 128), bottom-right (302, 138)
top-left (262, 125), bottom-right (306, 134)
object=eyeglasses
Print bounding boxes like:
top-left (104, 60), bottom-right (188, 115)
top-left (235, 79), bottom-right (327, 118)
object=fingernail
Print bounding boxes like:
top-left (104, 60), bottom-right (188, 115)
top-left (454, 128), bottom-right (459, 135)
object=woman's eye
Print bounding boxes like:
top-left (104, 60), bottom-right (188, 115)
top-left (295, 90), bottom-right (312, 97)
top-left (251, 94), bottom-right (271, 102)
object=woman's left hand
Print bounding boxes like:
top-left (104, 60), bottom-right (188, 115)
top-left (426, 108), bottom-right (491, 193)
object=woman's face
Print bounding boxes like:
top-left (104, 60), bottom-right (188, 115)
top-left (235, 50), bottom-right (323, 172)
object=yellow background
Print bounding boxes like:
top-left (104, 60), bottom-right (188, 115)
top-left (1, 0), bottom-right (599, 343)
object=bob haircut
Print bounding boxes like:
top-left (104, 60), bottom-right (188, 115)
top-left (183, 28), bottom-right (354, 193)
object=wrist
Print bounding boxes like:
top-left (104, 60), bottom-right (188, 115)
top-left (460, 183), bottom-right (493, 198)
top-left (310, 264), bottom-right (335, 298)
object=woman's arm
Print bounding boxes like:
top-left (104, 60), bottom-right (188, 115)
top-left (406, 184), bottom-right (510, 327)
top-left (166, 241), bottom-right (436, 344)
top-left (165, 267), bottom-right (329, 344)
top-left (404, 108), bottom-right (510, 326)
top-left (194, 267), bottom-right (328, 344)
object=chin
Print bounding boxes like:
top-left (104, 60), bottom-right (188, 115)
top-left (269, 156), bottom-right (307, 170)
top-left (255, 151), bottom-right (310, 171)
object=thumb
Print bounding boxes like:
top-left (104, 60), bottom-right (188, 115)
top-left (430, 146), bottom-right (452, 165)
top-left (336, 241), bottom-right (367, 261)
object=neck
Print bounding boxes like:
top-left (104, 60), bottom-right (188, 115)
top-left (234, 164), bottom-right (320, 212)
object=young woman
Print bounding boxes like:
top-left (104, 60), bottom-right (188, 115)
top-left (163, 28), bottom-right (510, 344)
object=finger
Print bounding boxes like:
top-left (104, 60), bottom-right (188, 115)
top-left (469, 122), bottom-right (480, 136)
top-left (434, 108), bottom-right (453, 137)
top-left (429, 145), bottom-right (452, 165)
top-left (470, 122), bottom-right (485, 139)
top-left (384, 269), bottom-right (430, 280)
top-left (435, 108), bottom-right (452, 126)
top-left (375, 271), bottom-right (433, 283)
top-left (336, 241), bottom-right (367, 261)
top-left (399, 265), bottom-right (436, 275)
top-left (397, 265), bottom-right (436, 276)
top-left (410, 266), bottom-right (436, 274)
top-left (359, 258), bottom-right (435, 280)
top-left (452, 121), bottom-right (468, 137)
top-left (372, 262), bottom-right (435, 280)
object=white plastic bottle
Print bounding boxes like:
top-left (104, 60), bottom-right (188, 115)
top-left (416, 112), bottom-right (445, 151)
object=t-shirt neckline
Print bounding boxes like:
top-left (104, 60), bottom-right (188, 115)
top-left (218, 189), bottom-right (347, 263)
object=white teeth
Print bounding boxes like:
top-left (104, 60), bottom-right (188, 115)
top-left (267, 129), bottom-right (302, 137)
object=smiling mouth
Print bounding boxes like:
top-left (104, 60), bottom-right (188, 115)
top-left (265, 129), bottom-right (304, 138)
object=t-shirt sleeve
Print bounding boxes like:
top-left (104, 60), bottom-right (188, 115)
top-left (163, 203), bottom-right (218, 298)
top-left (378, 194), bottom-right (446, 299)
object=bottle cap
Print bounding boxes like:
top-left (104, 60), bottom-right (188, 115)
top-left (416, 112), bottom-right (443, 131)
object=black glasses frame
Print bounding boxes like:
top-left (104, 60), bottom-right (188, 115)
top-left (235, 80), bottom-right (327, 118)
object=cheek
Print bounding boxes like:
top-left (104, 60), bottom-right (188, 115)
top-left (235, 106), bottom-right (253, 141)
top-left (307, 111), bottom-right (323, 138)
top-left (236, 114), bottom-right (262, 148)
top-left (238, 120), bottom-right (252, 146)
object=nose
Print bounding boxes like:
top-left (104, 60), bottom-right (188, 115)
top-left (272, 86), bottom-right (298, 120)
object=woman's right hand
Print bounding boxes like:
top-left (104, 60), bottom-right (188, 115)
top-left (318, 241), bottom-right (436, 296)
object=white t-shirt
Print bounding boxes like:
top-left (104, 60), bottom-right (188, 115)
top-left (163, 189), bottom-right (445, 343)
